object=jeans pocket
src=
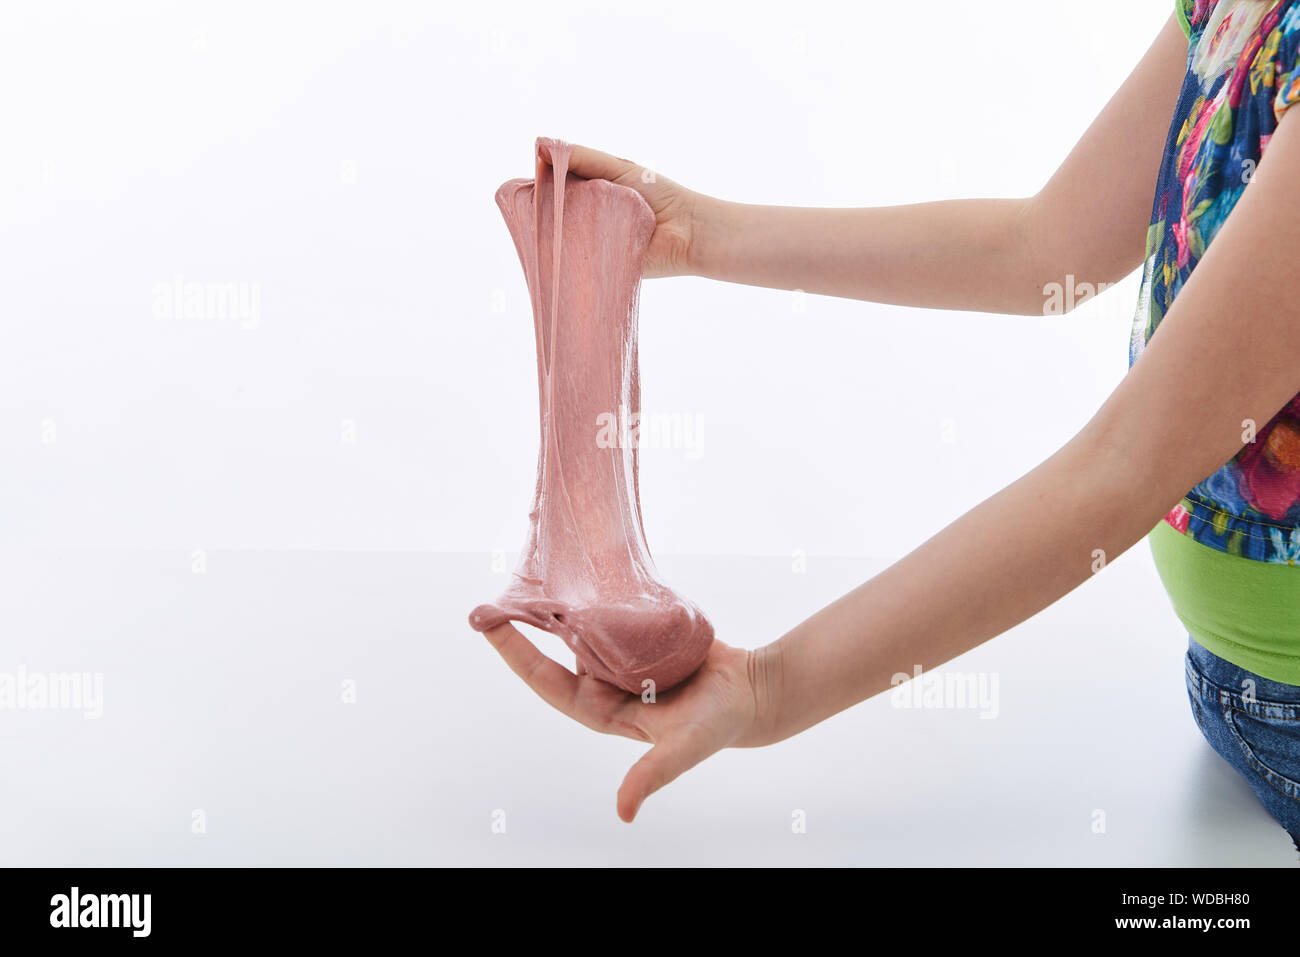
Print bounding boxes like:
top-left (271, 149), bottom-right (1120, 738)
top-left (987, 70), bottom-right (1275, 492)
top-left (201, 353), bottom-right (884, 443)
top-left (1225, 707), bottom-right (1300, 804)
top-left (1185, 653), bottom-right (1213, 736)
top-left (1185, 674), bottom-right (1208, 735)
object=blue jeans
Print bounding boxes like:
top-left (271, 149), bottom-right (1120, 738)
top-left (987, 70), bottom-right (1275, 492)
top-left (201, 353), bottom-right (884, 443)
top-left (1185, 637), bottom-right (1300, 850)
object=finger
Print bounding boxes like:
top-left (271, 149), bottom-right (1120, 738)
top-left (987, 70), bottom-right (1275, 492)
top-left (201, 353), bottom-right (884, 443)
top-left (538, 140), bottom-right (638, 184)
top-left (482, 623), bottom-right (581, 718)
top-left (482, 623), bottom-right (633, 736)
top-left (616, 725), bottom-right (723, 823)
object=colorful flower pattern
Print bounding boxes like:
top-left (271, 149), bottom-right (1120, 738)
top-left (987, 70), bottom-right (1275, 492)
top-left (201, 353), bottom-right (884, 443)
top-left (1134, 0), bottom-right (1300, 563)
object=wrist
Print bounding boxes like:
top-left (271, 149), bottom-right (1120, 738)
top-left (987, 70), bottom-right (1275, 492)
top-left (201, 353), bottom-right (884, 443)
top-left (739, 640), bottom-right (787, 747)
top-left (684, 191), bottom-right (728, 279)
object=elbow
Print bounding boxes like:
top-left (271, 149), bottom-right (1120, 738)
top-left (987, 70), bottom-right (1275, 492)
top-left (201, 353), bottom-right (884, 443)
top-left (1013, 194), bottom-right (1077, 317)
top-left (1018, 192), bottom-right (1141, 318)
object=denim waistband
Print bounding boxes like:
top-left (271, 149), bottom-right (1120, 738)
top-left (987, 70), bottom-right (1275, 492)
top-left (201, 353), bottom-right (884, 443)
top-left (1188, 637), bottom-right (1300, 718)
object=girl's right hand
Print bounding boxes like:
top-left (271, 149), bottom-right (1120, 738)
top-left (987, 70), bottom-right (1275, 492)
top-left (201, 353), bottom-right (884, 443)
top-left (537, 140), bottom-right (703, 279)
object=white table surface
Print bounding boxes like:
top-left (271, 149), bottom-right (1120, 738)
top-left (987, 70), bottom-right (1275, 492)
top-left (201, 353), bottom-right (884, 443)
top-left (2, 544), bottom-right (1293, 867)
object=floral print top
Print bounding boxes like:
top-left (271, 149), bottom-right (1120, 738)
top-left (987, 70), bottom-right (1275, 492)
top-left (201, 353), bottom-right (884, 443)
top-left (1134, 0), bottom-right (1300, 563)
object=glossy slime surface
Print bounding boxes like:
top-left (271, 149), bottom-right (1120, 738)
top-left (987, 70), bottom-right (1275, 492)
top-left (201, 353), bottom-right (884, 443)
top-left (468, 138), bottom-right (714, 693)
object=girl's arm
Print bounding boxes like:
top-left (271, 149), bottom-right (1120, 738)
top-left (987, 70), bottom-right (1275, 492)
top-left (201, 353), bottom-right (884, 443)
top-left (556, 13), bottom-right (1189, 315)
top-left (487, 109), bottom-right (1300, 820)
top-left (754, 103), bottom-right (1300, 744)
top-left (486, 14), bottom-right (1287, 823)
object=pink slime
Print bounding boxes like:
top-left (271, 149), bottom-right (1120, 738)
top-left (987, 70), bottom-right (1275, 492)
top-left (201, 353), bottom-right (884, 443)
top-left (468, 138), bottom-right (714, 693)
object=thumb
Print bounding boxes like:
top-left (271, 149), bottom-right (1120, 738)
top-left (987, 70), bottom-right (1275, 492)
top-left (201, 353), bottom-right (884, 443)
top-left (538, 139), bottom-right (639, 185)
top-left (616, 726), bottom-right (722, 822)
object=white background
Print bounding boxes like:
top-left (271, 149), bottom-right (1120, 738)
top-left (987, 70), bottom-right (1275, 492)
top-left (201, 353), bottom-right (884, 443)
top-left (2, 0), bottom-right (1294, 864)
